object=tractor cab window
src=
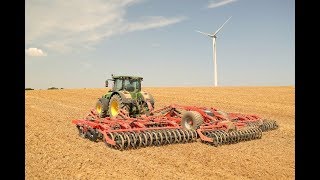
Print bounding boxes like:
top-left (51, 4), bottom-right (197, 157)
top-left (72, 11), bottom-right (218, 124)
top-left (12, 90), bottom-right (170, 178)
top-left (113, 79), bottom-right (123, 91)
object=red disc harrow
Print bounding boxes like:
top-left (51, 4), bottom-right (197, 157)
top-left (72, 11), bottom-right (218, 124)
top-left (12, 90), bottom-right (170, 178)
top-left (72, 104), bottom-right (278, 150)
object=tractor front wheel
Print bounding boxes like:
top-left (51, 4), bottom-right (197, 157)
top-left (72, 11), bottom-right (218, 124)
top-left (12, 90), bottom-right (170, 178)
top-left (95, 98), bottom-right (109, 118)
top-left (109, 94), bottom-right (123, 118)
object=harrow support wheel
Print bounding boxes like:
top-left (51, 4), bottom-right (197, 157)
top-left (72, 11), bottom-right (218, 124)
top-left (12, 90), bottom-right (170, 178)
top-left (181, 111), bottom-right (204, 130)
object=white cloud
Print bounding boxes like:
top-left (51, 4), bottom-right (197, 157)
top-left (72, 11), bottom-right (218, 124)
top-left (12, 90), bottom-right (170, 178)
top-left (208, 0), bottom-right (237, 8)
top-left (125, 16), bottom-right (185, 32)
top-left (25, 48), bottom-right (47, 57)
top-left (26, 0), bottom-right (185, 53)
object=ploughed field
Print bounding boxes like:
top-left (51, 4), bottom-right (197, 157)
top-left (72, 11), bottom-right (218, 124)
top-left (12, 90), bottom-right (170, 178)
top-left (26, 87), bottom-right (294, 179)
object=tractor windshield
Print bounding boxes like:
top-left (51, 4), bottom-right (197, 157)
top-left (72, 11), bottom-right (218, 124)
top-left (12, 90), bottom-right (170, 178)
top-left (123, 79), bottom-right (141, 92)
top-left (112, 78), bottom-right (141, 92)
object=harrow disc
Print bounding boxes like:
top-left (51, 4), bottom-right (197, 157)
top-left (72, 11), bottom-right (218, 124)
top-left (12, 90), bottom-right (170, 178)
top-left (77, 126), bottom-right (86, 139)
top-left (86, 128), bottom-right (98, 142)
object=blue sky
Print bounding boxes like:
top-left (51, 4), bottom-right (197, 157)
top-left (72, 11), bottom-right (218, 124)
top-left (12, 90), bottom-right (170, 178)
top-left (25, 0), bottom-right (294, 89)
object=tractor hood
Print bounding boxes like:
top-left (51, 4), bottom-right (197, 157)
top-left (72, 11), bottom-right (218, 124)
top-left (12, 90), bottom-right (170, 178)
top-left (121, 90), bottom-right (154, 104)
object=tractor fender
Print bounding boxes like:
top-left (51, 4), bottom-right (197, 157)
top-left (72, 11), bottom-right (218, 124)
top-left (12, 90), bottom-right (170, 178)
top-left (140, 91), bottom-right (155, 105)
top-left (111, 91), bottom-right (133, 104)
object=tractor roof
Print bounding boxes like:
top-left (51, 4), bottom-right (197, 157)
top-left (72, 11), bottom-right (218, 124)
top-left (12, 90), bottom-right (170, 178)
top-left (111, 75), bottom-right (143, 81)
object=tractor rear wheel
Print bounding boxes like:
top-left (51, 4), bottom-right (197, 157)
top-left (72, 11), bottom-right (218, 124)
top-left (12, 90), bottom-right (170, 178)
top-left (95, 98), bottom-right (109, 118)
top-left (109, 94), bottom-right (124, 118)
top-left (181, 111), bottom-right (204, 130)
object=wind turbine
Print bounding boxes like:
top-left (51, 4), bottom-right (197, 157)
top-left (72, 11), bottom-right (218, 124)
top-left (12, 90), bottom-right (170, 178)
top-left (196, 16), bottom-right (232, 87)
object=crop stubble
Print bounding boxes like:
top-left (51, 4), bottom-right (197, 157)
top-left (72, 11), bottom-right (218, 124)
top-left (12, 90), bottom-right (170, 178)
top-left (25, 87), bottom-right (294, 179)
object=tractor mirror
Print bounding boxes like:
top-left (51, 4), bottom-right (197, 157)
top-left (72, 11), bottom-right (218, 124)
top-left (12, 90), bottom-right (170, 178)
top-left (105, 80), bottom-right (108, 87)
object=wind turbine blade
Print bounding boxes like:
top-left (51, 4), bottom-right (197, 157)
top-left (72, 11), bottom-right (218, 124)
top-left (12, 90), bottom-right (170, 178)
top-left (195, 30), bottom-right (214, 37)
top-left (212, 16), bottom-right (232, 37)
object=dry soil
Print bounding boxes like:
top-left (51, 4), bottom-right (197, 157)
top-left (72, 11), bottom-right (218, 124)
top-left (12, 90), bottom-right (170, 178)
top-left (25, 86), bottom-right (294, 180)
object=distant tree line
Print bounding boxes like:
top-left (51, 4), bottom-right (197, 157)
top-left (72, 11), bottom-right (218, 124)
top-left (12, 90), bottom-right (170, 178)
top-left (25, 87), bottom-right (64, 90)
top-left (48, 87), bottom-right (64, 90)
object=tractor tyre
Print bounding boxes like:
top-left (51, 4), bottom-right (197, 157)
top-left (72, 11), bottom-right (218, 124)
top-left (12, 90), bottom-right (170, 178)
top-left (109, 94), bottom-right (124, 118)
top-left (95, 98), bottom-right (109, 118)
top-left (181, 111), bottom-right (204, 130)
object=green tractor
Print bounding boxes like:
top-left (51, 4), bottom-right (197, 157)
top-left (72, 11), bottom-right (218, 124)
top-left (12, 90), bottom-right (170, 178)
top-left (95, 75), bottom-right (155, 118)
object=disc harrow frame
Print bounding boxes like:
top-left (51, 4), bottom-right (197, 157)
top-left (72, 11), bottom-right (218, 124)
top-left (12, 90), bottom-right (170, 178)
top-left (72, 104), bottom-right (278, 150)
top-left (152, 104), bottom-right (278, 132)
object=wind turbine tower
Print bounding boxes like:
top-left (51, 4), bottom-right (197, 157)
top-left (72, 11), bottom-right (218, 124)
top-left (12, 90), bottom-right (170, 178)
top-left (196, 16), bottom-right (232, 87)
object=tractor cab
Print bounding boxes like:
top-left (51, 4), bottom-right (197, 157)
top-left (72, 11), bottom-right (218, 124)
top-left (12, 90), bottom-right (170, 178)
top-left (106, 75), bottom-right (142, 92)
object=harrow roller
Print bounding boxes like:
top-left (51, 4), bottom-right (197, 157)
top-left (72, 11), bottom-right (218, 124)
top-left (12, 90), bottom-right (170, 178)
top-left (175, 130), bottom-right (182, 142)
top-left (100, 129), bottom-right (197, 150)
top-left (140, 133), bottom-right (148, 146)
top-left (243, 119), bottom-right (278, 132)
top-left (162, 131), bottom-right (169, 144)
top-left (260, 120), bottom-right (278, 131)
top-left (199, 127), bottom-right (262, 146)
top-left (165, 130), bottom-right (173, 143)
top-left (113, 133), bottom-right (124, 150)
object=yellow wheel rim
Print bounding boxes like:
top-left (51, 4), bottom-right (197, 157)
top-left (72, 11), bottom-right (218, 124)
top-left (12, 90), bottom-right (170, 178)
top-left (110, 100), bottom-right (119, 117)
top-left (96, 104), bottom-right (102, 114)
